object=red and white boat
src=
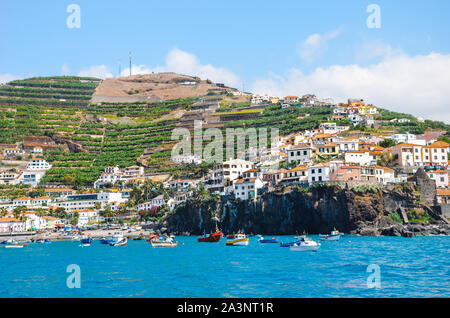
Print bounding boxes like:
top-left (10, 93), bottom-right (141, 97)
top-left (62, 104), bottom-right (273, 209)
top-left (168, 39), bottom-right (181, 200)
top-left (198, 231), bottom-right (222, 242)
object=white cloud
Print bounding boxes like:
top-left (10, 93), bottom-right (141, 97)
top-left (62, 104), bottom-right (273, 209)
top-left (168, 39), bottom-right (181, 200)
top-left (355, 41), bottom-right (402, 61)
top-left (120, 64), bottom-right (153, 77)
top-left (78, 65), bottom-right (113, 79)
top-left (251, 52), bottom-right (450, 123)
top-left (61, 63), bottom-right (71, 75)
top-left (120, 48), bottom-right (241, 88)
top-left (0, 74), bottom-right (20, 84)
top-left (297, 28), bottom-right (343, 64)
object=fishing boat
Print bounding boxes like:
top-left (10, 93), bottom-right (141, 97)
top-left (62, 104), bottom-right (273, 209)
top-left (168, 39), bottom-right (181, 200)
top-left (289, 237), bottom-right (320, 252)
top-left (5, 243), bottom-right (24, 248)
top-left (258, 235), bottom-right (279, 243)
top-left (109, 231), bottom-right (127, 246)
top-left (4, 239), bottom-right (25, 248)
top-left (198, 231), bottom-right (222, 242)
top-left (150, 236), bottom-right (177, 248)
top-left (36, 238), bottom-right (51, 244)
top-left (280, 240), bottom-right (302, 247)
top-left (319, 230), bottom-right (341, 241)
top-left (110, 237), bottom-right (127, 246)
top-left (99, 237), bottom-right (113, 244)
top-left (80, 236), bottom-right (93, 244)
top-left (225, 233), bottom-right (249, 246)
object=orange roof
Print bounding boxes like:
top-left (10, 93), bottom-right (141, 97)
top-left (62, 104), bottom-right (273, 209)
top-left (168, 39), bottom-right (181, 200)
top-left (427, 141), bottom-right (450, 148)
top-left (288, 165), bottom-right (308, 172)
top-left (437, 189), bottom-right (450, 196)
top-left (234, 178), bottom-right (257, 184)
top-left (34, 196), bottom-right (51, 200)
top-left (0, 217), bottom-right (21, 223)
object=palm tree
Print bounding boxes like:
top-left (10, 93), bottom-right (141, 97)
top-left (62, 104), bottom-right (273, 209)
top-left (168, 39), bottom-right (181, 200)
top-left (0, 207), bottom-right (7, 217)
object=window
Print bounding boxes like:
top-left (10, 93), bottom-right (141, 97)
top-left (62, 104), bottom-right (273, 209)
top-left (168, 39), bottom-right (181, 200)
top-left (312, 177), bottom-right (315, 181)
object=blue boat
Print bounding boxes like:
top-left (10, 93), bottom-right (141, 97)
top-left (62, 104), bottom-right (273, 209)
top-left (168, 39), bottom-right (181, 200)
top-left (280, 240), bottom-right (301, 247)
top-left (80, 237), bottom-right (93, 244)
top-left (258, 235), bottom-right (279, 243)
top-left (100, 238), bottom-right (113, 244)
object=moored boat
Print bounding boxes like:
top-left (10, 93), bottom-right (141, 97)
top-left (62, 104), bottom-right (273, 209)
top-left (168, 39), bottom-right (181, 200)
top-left (109, 231), bottom-right (127, 246)
top-left (151, 236), bottom-right (177, 248)
top-left (198, 231), bottom-right (222, 242)
top-left (258, 235), bottom-right (279, 243)
top-left (100, 237), bottom-right (113, 244)
top-left (289, 237), bottom-right (320, 252)
top-left (280, 240), bottom-right (302, 247)
top-left (80, 236), bottom-right (93, 244)
top-left (225, 233), bottom-right (249, 246)
top-left (319, 230), bottom-right (341, 241)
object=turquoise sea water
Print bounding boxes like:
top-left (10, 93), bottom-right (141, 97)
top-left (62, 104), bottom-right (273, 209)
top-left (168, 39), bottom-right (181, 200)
top-left (0, 235), bottom-right (448, 298)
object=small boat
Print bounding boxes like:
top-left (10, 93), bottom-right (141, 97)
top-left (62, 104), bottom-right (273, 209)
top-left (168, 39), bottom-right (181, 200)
top-left (151, 236), bottom-right (177, 248)
top-left (100, 237), bottom-right (113, 244)
top-left (36, 238), bottom-right (51, 244)
top-left (289, 238), bottom-right (320, 252)
top-left (110, 238), bottom-right (127, 247)
top-left (198, 231), bottom-right (222, 243)
top-left (3, 238), bottom-right (24, 248)
top-left (319, 230), bottom-right (341, 241)
top-left (280, 240), bottom-right (302, 247)
top-left (80, 243), bottom-right (91, 247)
top-left (132, 235), bottom-right (144, 241)
top-left (225, 233), bottom-right (249, 246)
top-left (80, 236), bottom-right (93, 244)
top-left (5, 244), bottom-right (24, 248)
top-left (258, 235), bottom-right (279, 243)
top-left (109, 231), bottom-right (127, 246)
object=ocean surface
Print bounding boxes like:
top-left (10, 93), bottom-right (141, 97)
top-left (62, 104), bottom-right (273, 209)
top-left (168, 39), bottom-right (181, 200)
top-left (0, 235), bottom-right (448, 298)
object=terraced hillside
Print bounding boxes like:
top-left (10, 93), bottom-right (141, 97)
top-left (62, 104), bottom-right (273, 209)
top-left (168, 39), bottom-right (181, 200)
top-left (3, 75), bottom-right (448, 188)
top-left (0, 76), bottom-right (197, 186)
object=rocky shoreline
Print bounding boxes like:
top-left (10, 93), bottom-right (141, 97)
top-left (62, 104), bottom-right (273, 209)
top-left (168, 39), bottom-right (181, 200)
top-left (154, 178), bottom-right (450, 237)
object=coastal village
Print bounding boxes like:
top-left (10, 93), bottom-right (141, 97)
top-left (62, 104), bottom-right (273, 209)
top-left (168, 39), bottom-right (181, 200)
top-left (0, 75), bottom-right (449, 239)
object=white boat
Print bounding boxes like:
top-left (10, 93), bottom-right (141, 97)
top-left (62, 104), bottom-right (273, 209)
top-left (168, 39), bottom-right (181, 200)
top-left (5, 243), bottom-right (24, 248)
top-left (150, 236), bottom-right (177, 248)
top-left (289, 238), bottom-right (320, 252)
top-left (319, 230), bottom-right (341, 241)
top-left (110, 231), bottom-right (127, 246)
top-left (226, 233), bottom-right (249, 246)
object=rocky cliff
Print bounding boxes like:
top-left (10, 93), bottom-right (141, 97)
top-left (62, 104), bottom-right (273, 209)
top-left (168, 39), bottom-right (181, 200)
top-left (161, 182), bottom-right (450, 237)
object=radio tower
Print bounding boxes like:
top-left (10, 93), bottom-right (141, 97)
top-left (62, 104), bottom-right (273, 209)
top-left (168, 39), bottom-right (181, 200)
top-left (129, 51), bottom-right (132, 77)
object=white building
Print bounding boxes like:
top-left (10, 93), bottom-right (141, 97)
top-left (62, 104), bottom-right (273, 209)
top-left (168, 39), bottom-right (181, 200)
top-left (344, 150), bottom-right (373, 166)
top-left (287, 144), bottom-right (313, 164)
top-left (308, 164), bottom-right (331, 183)
top-left (26, 158), bottom-right (52, 170)
top-left (50, 192), bottom-right (126, 212)
top-left (233, 177), bottom-right (265, 201)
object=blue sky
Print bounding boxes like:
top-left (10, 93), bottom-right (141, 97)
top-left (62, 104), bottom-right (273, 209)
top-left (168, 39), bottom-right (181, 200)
top-left (1, 0), bottom-right (450, 121)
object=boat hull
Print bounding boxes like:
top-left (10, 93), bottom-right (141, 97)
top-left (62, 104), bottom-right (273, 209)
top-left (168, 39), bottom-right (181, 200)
top-left (225, 238), bottom-right (249, 246)
top-left (259, 239), bottom-right (278, 243)
top-left (4, 245), bottom-right (24, 248)
top-left (319, 234), bottom-right (340, 241)
top-left (289, 244), bottom-right (320, 251)
top-left (198, 232), bottom-right (222, 242)
top-left (151, 241), bottom-right (177, 248)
